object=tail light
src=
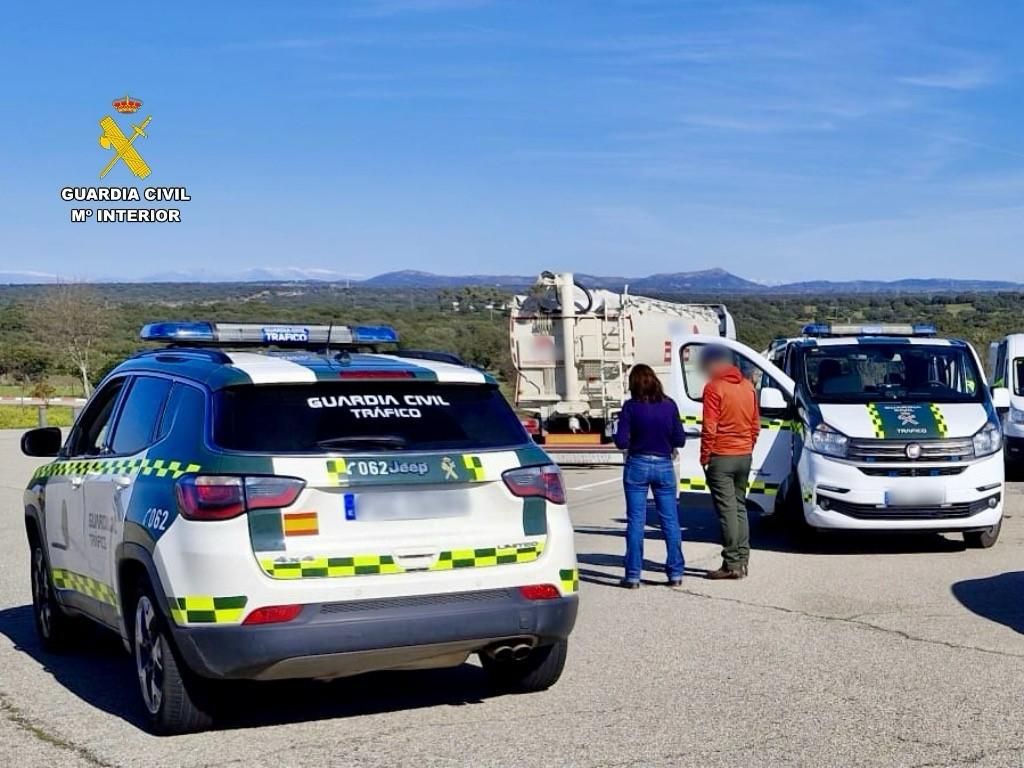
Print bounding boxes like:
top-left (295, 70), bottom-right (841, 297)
top-left (176, 475), bottom-right (305, 521)
top-left (519, 416), bottom-right (541, 435)
top-left (519, 584), bottom-right (561, 600)
top-left (502, 464), bottom-right (566, 504)
top-left (242, 604), bottom-right (303, 625)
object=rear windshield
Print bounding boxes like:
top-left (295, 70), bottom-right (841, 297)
top-left (212, 382), bottom-right (528, 453)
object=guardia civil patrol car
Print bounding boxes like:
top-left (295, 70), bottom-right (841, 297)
top-left (670, 323), bottom-right (1008, 547)
top-left (22, 322), bottom-right (578, 734)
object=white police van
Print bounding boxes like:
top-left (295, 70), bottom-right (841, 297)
top-left (22, 322), bottom-right (578, 734)
top-left (671, 324), bottom-right (1008, 546)
top-left (989, 334), bottom-right (1024, 469)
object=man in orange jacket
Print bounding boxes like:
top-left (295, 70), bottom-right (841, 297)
top-left (699, 346), bottom-right (760, 579)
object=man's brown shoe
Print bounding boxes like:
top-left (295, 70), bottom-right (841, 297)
top-left (706, 567), bottom-right (743, 580)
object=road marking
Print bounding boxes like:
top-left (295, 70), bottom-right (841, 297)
top-left (570, 476), bottom-right (621, 491)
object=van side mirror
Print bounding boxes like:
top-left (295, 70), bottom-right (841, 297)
top-left (991, 387), bottom-right (1011, 411)
top-left (759, 388), bottom-right (788, 412)
top-left (21, 427), bottom-right (62, 457)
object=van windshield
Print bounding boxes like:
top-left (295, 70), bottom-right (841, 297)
top-left (1015, 359), bottom-right (1024, 396)
top-left (802, 344), bottom-right (983, 404)
top-left (212, 382), bottom-right (528, 453)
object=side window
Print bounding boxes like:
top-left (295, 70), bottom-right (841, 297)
top-left (680, 343), bottom-right (743, 400)
top-left (68, 379), bottom-right (127, 457)
top-left (155, 383), bottom-right (205, 442)
top-left (994, 342), bottom-right (1008, 386)
top-left (110, 376), bottom-right (174, 455)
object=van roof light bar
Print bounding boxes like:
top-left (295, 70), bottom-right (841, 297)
top-left (140, 321), bottom-right (399, 347)
top-left (801, 323), bottom-right (937, 338)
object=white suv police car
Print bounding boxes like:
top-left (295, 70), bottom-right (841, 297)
top-left (22, 322), bottom-right (578, 734)
top-left (671, 323), bottom-right (1008, 547)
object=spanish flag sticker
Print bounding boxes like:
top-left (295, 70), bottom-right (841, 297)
top-left (283, 512), bottom-right (319, 537)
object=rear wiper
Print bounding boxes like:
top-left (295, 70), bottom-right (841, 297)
top-left (316, 435), bottom-right (408, 450)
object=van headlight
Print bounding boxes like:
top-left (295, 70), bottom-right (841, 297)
top-left (973, 421), bottom-right (1002, 457)
top-left (809, 424), bottom-right (849, 458)
top-left (1010, 406), bottom-right (1024, 425)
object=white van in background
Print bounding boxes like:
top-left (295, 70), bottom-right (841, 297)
top-left (989, 334), bottom-right (1024, 468)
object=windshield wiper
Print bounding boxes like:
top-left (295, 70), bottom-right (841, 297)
top-left (316, 435), bottom-right (408, 450)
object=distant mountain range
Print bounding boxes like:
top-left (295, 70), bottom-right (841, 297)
top-left (1, 267), bottom-right (1022, 295)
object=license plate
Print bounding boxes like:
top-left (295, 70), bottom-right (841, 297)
top-left (885, 487), bottom-right (946, 506)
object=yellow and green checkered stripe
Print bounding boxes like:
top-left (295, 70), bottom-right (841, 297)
top-left (260, 540), bottom-right (546, 580)
top-left (679, 476), bottom-right (709, 492)
top-left (261, 554), bottom-right (404, 579)
top-left (168, 595), bottom-right (247, 625)
top-left (929, 404), bottom-right (948, 437)
top-left (680, 475), bottom-right (780, 495)
top-left (559, 567), bottom-right (579, 594)
top-left (51, 568), bottom-right (118, 607)
top-left (461, 454), bottom-right (485, 481)
top-left (432, 540), bottom-right (544, 570)
top-left (866, 403), bottom-right (885, 439)
top-left (748, 479), bottom-right (781, 496)
top-left (679, 415), bottom-right (797, 432)
top-left (33, 457), bottom-right (200, 481)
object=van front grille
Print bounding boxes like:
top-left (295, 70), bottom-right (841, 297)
top-left (847, 438), bottom-right (974, 463)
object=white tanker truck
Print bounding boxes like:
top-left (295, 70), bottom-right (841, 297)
top-left (509, 271), bottom-right (735, 462)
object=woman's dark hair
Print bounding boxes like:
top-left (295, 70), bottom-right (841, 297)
top-left (628, 364), bottom-right (665, 403)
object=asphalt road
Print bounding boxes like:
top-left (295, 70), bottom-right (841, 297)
top-left (2, 430), bottom-right (1024, 767)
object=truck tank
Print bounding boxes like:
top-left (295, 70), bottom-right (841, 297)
top-left (509, 271), bottom-right (734, 443)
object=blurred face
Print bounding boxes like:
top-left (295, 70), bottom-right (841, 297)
top-left (701, 356), bottom-right (729, 377)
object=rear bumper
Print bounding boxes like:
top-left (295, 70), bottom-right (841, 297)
top-left (171, 588), bottom-right (578, 681)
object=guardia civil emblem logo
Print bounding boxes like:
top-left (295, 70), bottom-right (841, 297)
top-left (98, 94), bottom-right (152, 179)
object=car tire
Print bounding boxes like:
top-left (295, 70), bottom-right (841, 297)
top-left (964, 520), bottom-right (1001, 549)
top-left (131, 585), bottom-right (214, 735)
top-left (482, 638), bottom-right (568, 692)
top-left (29, 543), bottom-right (72, 651)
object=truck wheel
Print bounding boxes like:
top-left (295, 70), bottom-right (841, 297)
top-left (964, 520), bottom-right (1001, 549)
top-left (30, 544), bottom-right (72, 651)
top-left (131, 586), bottom-right (214, 734)
top-left (482, 639), bottom-right (568, 692)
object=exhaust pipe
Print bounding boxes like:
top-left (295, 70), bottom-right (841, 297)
top-left (491, 645), bottom-right (514, 662)
top-left (511, 643), bottom-right (533, 662)
top-left (488, 641), bottom-right (535, 663)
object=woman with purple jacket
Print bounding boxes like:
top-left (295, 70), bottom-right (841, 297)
top-left (613, 364), bottom-right (686, 589)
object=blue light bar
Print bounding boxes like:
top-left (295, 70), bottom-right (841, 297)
top-left (801, 322), bottom-right (938, 338)
top-left (140, 321), bottom-right (216, 342)
top-left (140, 321), bottom-right (399, 346)
top-left (352, 325), bottom-right (399, 344)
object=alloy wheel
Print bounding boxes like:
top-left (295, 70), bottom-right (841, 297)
top-left (134, 595), bottom-right (165, 715)
top-left (31, 548), bottom-right (52, 640)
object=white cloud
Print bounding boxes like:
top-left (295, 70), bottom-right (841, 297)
top-left (898, 67), bottom-right (993, 91)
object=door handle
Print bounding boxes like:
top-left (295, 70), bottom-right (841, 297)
top-left (69, 476), bottom-right (84, 490)
top-left (113, 476), bottom-right (132, 488)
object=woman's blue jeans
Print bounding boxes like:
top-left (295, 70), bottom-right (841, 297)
top-left (623, 455), bottom-right (684, 582)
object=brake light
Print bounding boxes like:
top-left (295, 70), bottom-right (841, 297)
top-left (519, 416), bottom-right (541, 435)
top-left (502, 464), bottom-right (566, 504)
top-left (176, 475), bottom-right (305, 520)
top-left (242, 604), bottom-right (303, 625)
top-left (519, 584), bottom-right (561, 600)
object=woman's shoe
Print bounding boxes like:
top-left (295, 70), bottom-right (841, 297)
top-left (667, 578), bottom-right (683, 587)
top-left (620, 580), bottom-right (640, 590)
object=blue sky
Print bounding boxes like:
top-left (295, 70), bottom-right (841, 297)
top-left (3, 0), bottom-right (1024, 282)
